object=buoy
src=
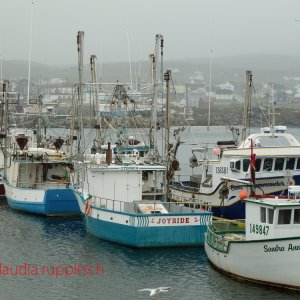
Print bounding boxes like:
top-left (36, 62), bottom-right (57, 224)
top-left (239, 190), bottom-right (248, 200)
top-left (212, 148), bottom-right (221, 155)
top-left (84, 198), bottom-right (92, 215)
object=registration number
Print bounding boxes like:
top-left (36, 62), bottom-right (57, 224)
top-left (216, 167), bottom-right (228, 174)
top-left (249, 223), bottom-right (269, 236)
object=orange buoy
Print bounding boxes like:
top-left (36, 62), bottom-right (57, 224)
top-left (84, 198), bottom-right (92, 215)
top-left (239, 190), bottom-right (248, 200)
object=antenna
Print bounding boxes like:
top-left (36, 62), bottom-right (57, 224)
top-left (207, 49), bottom-right (212, 130)
top-left (27, 1), bottom-right (34, 103)
top-left (126, 28), bottom-right (133, 89)
top-left (0, 55), bottom-right (2, 84)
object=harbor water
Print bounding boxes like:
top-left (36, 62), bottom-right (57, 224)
top-left (1, 126), bottom-right (300, 299)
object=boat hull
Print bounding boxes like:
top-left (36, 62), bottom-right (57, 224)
top-left (171, 175), bottom-right (300, 219)
top-left (85, 214), bottom-right (209, 247)
top-left (205, 237), bottom-right (300, 290)
top-left (5, 183), bottom-right (80, 216)
top-left (75, 191), bottom-right (212, 248)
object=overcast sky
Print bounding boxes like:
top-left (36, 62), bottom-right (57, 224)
top-left (1, 0), bottom-right (300, 66)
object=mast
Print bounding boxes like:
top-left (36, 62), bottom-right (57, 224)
top-left (90, 54), bottom-right (102, 148)
top-left (2, 81), bottom-right (8, 181)
top-left (242, 70), bottom-right (252, 140)
top-left (164, 70), bottom-right (171, 200)
top-left (76, 31), bottom-right (85, 155)
top-left (163, 70), bottom-right (172, 200)
top-left (149, 34), bottom-right (163, 150)
top-left (149, 53), bottom-right (157, 149)
top-left (37, 95), bottom-right (43, 147)
top-left (207, 49), bottom-right (212, 130)
top-left (268, 86), bottom-right (279, 137)
top-left (164, 70), bottom-right (171, 159)
top-left (158, 35), bottom-right (164, 156)
top-left (27, 1), bottom-right (34, 103)
top-left (126, 28), bottom-right (133, 90)
top-left (0, 55), bottom-right (2, 85)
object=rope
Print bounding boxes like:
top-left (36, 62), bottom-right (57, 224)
top-left (251, 82), bottom-right (270, 127)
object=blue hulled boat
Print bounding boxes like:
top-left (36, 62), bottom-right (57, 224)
top-left (72, 162), bottom-right (212, 248)
top-left (4, 129), bottom-right (79, 216)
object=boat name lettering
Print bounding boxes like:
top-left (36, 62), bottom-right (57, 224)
top-left (249, 223), bottom-right (269, 236)
top-left (264, 244), bottom-right (285, 252)
top-left (216, 167), bottom-right (228, 174)
top-left (230, 181), bottom-right (285, 191)
top-left (155, 217), bottom-right (190, 224)
top-left (264, 243), bottom-right (300, 253)
top-left (121, 167), bottom-right (137, 170)
top-left (256, 181), bottom-right (285, 188)
top-left (288, 243), bottom-right (300, 251)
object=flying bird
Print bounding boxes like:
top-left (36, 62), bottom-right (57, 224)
top-left (139, 287), bottom-right (172, 297)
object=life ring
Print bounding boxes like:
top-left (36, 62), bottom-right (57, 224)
top-left (84, 198), bottom-right (92, 216)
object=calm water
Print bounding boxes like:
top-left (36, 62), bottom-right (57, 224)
top-left (2, 126), bottom-right (300, 300)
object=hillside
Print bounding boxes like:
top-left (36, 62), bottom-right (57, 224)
top-left (2, 54), bottom-right (300, 85)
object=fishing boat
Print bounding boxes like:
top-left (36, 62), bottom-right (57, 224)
top-left (170, 71), bottom-right (300, 219)
top-left (71, 31), bottom-right (212, 247)
top-left (72, 157), bottom-right (212, 247)
top-left (1, 82), bottom-right (79, 216)
top-left (4, 130), bottom-right (79, 216)
top-left (205, 185), bottom-right (300, 290)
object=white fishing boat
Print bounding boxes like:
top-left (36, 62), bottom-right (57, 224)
top-left (3, 128), bottom-right (79, 216)
top-left (1, 82), bottom-right (79, 216)
top-left (71, 31), bottom-right (212, 247)
top-left (205, 185), bottom-right (300, 290)
top-left (170, 71), bottom-right (300, 219)
top-left (72, 157), bottom-right (212, 247)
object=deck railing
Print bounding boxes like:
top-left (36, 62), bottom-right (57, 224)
top-left (89, 196), bottom-right (212, 215)
top-left (15, 180), bottom-right (70, 190)
top-left (206, 219), bottom-right (245, 253)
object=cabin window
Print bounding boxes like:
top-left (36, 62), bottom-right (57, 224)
top-left (274, 158), bottom-right (284, 171)
top-left (286, 158), bottom-right (295, 170)
top-left (263, 158), bottom-right (273, 172)
top-left (294, 209), bottom-right (300, 224)
top-left (230, 160), bottom-right (240, 172)
top-left (255, 158), bottom-right (261, 172)
top-left (278, 209), bottom-right (292, 225)
top-left (268, 208), bottom-right (274, 224)
top-left (243, 159), bottom-right (250, 172)
top-left (260, 207), bottom-right (266, 223)
top-left (142, 171), bottom-right (148, 181)
top-left (296, 158), bottom-right (300, 170)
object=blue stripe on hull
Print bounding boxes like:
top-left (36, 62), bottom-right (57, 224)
top-left (174, 175), bottom-right (300, 219)
top-left (7, 189), bottom-right (80, 216)
top-left (84, 215), bottom-right (207, 248)
top-left (212, 200), bottom-right (245, 219)
top-left (212, 184), bottom-right (300, 219)
top-left (7, 197), bottom-right (46, 215)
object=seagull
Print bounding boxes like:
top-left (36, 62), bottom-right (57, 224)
top-left (139, 287), bottom-right (172, 297)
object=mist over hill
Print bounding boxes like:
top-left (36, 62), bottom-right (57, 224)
top-left (2, 54), bottom-right (300, 85)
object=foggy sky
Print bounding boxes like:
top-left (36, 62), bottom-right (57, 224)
top-left (1, 0), bottom-right (300, 66)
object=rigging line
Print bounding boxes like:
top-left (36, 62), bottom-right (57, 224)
top-left (170, 74), bottom-right (191, 128)
top-left (252, 82), bottom-right (270, 126)
top-left (248, 79), bottom-right (252, 137)
top-left (27, 1), bottom-right (34, 103)
top-left (126, 28), bottom-right (133, 90)
top-left (128, 114), bottom-right (147, 145)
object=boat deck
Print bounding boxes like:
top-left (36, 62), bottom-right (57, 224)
top-left (223, 233), bottom-right (245, 240)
